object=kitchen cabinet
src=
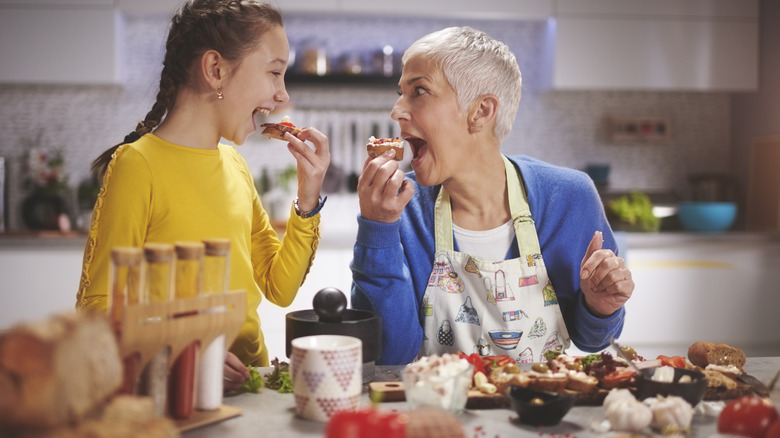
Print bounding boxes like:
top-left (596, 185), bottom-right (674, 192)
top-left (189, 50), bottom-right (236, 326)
top-left (0, 241), bottom-right (85, 329)
top-left (552, 0), bottom-right (759, 91)
top-left (0, 4), bottom-right (120, 84)
top-left (617, 232), bottom-right (780, 358)
top-left (338, 0), bottom-right (553, 19)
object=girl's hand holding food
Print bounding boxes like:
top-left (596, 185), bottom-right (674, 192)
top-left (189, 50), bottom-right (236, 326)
top-left (286, 127), bottom-right (330, 213)
top-left (223, 351), bottom-right (250, 393)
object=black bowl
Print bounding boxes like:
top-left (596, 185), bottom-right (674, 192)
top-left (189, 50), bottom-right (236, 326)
top-left (508, 386), bottom-right (575, 426)
top-left (635, 367), bottom-right (706, 406)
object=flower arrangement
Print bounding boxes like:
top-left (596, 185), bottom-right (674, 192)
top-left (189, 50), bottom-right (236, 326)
top-left (22, 132), bottom-right (68, 195)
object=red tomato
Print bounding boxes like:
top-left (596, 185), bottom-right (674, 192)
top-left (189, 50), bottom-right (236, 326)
top-left (717, 396), bottom-right (779, 438)
top-left (656, 355), bottom-right (686, 368)
top-left (326, 409), bottom-right (407, 438)
top-left (766, 419), bottom-right (780, 438)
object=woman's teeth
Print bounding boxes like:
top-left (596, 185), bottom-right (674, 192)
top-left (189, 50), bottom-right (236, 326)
top-left (255, 108), bottom-right (271, 117)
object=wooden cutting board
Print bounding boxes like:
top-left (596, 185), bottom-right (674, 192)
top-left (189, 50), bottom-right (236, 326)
top-left (368, 382), bottom-right (607, 409)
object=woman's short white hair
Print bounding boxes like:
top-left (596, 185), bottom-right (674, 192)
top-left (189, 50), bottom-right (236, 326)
top-left (402, 26), bottom-right (522, 142)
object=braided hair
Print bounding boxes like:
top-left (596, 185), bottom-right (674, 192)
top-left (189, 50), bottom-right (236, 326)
top-left (91, 0), bottom-right (283, 175)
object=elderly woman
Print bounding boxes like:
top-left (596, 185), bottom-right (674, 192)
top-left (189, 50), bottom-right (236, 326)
top-left (351, 26), bottom-right (634, 365)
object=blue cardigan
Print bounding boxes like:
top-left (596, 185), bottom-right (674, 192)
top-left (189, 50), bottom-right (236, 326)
top-left (350, 155), bottom-right (625, 365)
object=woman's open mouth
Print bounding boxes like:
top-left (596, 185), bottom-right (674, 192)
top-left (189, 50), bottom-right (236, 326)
top-left (404, 136), bottom-right (427, 159)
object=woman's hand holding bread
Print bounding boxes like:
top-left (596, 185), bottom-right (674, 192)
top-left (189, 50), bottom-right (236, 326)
top-left (358, 151), bottom-right (414, 223)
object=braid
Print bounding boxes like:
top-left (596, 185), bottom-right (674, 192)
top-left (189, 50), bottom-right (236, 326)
top-left (91, 0), bottom-right (283, 176)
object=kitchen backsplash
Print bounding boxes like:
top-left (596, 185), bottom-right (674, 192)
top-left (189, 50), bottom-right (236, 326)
top-left (0, 12), bottom-right (731, 230)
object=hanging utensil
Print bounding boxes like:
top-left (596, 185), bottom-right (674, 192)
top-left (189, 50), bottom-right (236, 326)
top-left (346, 121), bottom-right (360, 192)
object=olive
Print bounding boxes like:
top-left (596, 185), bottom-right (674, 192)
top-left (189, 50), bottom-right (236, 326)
top-left (620, 345), bottom-right (637, 360)
top-left (529, 397), bottom-right (545, 406)
top-left (531, 363), bottom-right (549, 373)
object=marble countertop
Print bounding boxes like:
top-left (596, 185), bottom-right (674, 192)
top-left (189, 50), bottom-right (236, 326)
top-left (182, 357), bottom-right (780, 438)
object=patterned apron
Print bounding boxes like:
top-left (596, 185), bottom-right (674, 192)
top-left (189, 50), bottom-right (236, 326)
top-left (419, 156), bottom-right (571, 364)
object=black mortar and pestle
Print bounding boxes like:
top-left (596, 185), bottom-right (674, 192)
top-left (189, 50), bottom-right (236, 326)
top-left (285, 287), bottom-right (381, 383)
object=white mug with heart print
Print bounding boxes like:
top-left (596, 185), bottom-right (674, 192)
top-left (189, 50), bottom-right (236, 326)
top-left (290, 335), bottom-right (362, 421)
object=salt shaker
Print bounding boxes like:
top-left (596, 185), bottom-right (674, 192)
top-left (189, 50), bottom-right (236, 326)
top-left (196, 238), bottom-right (231, 410)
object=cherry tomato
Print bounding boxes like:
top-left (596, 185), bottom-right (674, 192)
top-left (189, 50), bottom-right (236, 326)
top-left (766, 418), bottom-right (780, 438)
top-left (717, 396), bottom-right (779, 438)
top-left (326, 409), bottom-right (407, 438)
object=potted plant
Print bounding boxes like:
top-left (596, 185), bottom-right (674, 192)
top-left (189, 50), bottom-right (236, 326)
top-left (21, 134), bottom-right (70, 230)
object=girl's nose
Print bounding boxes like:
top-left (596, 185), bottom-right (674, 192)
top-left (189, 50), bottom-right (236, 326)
top-left (275, 85), bottom-right (289, 105)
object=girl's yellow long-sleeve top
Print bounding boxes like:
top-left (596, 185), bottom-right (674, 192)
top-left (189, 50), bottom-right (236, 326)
top-left (76, 134), bottom-right (320, 366)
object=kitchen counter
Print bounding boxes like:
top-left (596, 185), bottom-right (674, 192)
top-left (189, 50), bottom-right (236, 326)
top-left (184, 357), bottom-right (780, 437)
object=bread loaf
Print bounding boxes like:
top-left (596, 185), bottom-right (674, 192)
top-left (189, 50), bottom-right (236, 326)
top-left (0, 312), bottom-right (123, 430)
top-left (10, 396), bottom-right (179, 438)
top-left (687, 341), bottom-right (746, 370)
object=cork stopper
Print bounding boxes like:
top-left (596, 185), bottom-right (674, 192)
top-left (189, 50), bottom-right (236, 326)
top-left (203, 238), bottom-right (231, 256)
top-left (111, 247), bottom-right (143, 266)
top-left (143, 243), bottom-right (174, 263)
top-left (174, 241), bottom-right (205, 260)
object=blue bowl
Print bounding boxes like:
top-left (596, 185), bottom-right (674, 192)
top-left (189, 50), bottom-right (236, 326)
top-left (677, 202), bottom-right (737, 232)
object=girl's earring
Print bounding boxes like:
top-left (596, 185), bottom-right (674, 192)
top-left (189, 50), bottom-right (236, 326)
top-left (217, 86), bottom-right (224, 100)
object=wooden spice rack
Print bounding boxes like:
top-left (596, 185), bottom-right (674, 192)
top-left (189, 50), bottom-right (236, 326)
top-left (116, 290), bottom-right (247, 431)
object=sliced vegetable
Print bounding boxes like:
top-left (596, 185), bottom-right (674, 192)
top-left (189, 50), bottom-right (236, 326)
top-left (601, 369), bottom-right (636, 386)
top-left (657, 355), bottom-right (687, 368)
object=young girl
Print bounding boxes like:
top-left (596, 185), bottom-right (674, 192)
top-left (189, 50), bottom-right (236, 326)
top-left (77, 0), bottom-right (330, 390)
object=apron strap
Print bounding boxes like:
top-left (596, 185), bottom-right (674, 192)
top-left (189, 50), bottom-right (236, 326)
top-left (434, 155), bottom-right (542, 257)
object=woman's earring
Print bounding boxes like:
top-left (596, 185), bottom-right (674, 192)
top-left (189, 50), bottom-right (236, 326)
top-left (217, 86), bottom-right (224, 100)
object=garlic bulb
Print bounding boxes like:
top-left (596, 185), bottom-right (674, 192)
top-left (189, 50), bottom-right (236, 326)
top-left (644, 396), bottom-right (694, 433)
top-left (603, 388), bottom-right (636, 411)
top-left (605, 398), bottom-right (652, 432)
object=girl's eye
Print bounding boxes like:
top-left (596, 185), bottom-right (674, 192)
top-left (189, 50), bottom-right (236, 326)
top-left (272, 71), bottom-right (283, 77)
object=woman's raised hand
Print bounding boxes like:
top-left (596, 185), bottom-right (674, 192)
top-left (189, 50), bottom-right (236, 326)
top-left (357, 150), bottom-right (414, 223)
top-left (579, 231), bottom-right (634, 318)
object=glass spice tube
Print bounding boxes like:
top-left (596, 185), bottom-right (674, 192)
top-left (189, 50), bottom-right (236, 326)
top-left (196, 238), bottom-right (231, 410)
top-left (170, 241), bottom-right (204, 419)
top-left (139, 243), bottom-right (174, 417)
top-left (109, 246), bottom-right (143, 395)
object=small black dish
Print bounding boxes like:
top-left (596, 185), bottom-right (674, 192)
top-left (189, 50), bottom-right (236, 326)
top-left (635, 367), bottom-right (706, 406)
top-left (508, 385), bottom-right (575, 426)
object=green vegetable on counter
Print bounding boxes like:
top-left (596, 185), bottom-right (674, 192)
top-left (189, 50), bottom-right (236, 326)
top-left (265, 357), bottom-right (293, 393)
top-left (606, 191), bottom-right (659, 232)
top-left (239, 366), bottom-right (264, 393)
